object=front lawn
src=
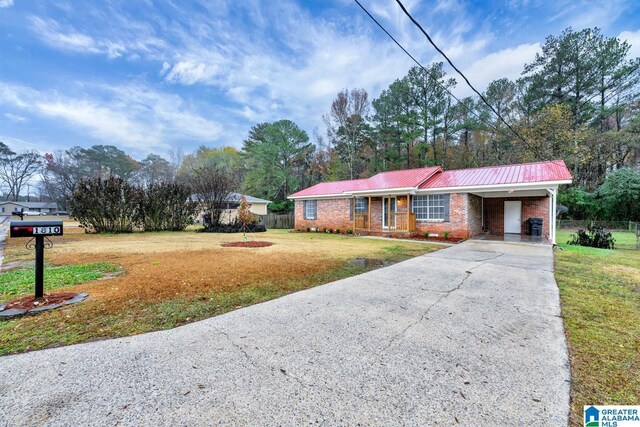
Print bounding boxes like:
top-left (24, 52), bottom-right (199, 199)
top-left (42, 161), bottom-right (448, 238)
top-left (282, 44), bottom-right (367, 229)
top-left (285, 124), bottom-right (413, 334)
top-left (0, 262), bottom-right (121, 299)
top-left (554, 230), bottom-right (640, 426)
top-left (0, 229), bottom-right (440, 355)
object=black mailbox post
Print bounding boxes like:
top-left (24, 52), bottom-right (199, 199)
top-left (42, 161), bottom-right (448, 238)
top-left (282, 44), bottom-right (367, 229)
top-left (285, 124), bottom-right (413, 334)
top-left (9, 220), bottom-right (64, 298)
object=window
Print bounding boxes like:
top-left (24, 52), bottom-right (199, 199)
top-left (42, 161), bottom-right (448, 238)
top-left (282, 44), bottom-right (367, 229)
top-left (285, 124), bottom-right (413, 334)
top-left (0, 207), bottom-right (4, 213)
top-left (350, 197), bottom-right (368, 220)
top-left (355, 198), bottom-right (368, 213)
top-left (412, 194), bottom-right (447, 221)
top-left (304, 200), bottom-right (317, 220)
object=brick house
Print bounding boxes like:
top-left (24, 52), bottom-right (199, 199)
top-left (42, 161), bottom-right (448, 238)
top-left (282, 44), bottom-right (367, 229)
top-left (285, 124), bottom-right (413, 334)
top-left (288, 160), bottom-right (572, 244)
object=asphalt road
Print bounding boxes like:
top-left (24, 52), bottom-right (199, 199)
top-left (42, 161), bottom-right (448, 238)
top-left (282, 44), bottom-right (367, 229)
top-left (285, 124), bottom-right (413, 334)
top-left (0, 240), bottom-right (570, 426)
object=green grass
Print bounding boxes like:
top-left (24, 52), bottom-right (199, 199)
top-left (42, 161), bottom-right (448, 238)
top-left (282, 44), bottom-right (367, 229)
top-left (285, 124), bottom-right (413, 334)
top-left (554, 231), bottom-right (640, 426)
top-left (0, 262), bottom-right (122, 300)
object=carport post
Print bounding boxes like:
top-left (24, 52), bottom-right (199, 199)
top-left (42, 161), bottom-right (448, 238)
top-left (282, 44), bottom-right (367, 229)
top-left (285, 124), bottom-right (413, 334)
top-left (368, 196), bottom-right (371, 231)
top-left (547, 188), bottom-right (557, 244)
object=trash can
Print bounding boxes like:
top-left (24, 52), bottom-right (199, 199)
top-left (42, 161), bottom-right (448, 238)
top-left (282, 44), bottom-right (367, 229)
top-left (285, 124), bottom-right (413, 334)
top-left (528, 217), bottom-right (543, 237)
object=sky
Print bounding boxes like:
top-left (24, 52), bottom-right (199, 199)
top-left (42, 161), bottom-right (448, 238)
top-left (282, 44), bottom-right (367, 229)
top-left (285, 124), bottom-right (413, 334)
top-left (1, 0), bottom-right (639, 160)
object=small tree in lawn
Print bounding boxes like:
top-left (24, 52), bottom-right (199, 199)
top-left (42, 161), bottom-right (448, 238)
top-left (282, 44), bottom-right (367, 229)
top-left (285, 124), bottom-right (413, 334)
top-left (188, 165), bottom-right (236, 231)
top-left (237, 195), bottom-right (256, 243)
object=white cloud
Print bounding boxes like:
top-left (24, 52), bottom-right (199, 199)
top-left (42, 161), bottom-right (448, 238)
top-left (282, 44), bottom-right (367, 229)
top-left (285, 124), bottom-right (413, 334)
top-left (0, 0), bottom-right (13, 8)
top-left (16, 0), bottom-right (633, 156)
top-left (619, 28), bottom-right (640, 60)
top-left (547, 0), bottom-right (628, 31)
top-left (0, 135), bottom-right (44, 153)
top-left (28, 16), bottom-right (164, 59)
top-left (4, 112), bottom-right (27, 122)
top-left (20, 0), bottom-right (502, 148)
top-left (0, 81), bottom-right (224, 154)
top-left (458, 42), bottom-right (541, 96)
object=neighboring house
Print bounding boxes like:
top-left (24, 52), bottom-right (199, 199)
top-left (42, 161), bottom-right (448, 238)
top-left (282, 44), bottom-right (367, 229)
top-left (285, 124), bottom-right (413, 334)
top-left (0, 201), bottom-right (59, 216)
top-left (191, 192), bottom-right (271, 224)
top-left (288, 160), bottom-right (572, 244)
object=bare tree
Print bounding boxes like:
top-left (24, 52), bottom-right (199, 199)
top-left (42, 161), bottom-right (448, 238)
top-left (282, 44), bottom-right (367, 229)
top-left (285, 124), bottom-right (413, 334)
top-left (0, 144), bottom-right (41, 201)
top-left (188, 165), bottom-right (236, 230)
top-left (323, 88), bottom-right (370, 179)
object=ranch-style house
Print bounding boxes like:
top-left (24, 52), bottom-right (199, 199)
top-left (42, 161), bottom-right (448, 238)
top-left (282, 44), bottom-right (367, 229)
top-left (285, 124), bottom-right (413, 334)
top-left (288, 160), bottom-right (572, 244)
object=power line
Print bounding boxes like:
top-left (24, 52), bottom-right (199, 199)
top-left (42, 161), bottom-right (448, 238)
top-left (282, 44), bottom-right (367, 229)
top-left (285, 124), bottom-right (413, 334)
top-left (352, 0), bottom-right (504, 137)
top-left (392, 0), bottom-right (532, 149)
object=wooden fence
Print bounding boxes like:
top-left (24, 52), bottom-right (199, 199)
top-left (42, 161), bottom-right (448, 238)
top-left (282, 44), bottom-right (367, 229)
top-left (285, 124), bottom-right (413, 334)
top-left (259, 212), bottom-right (294, 229)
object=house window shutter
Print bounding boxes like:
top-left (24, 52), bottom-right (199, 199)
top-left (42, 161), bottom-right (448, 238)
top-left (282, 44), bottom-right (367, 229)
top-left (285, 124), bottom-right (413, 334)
top-left (443, 194), bottom-right (451, 222)
top-left (349, 198), bottom-right (354, 220)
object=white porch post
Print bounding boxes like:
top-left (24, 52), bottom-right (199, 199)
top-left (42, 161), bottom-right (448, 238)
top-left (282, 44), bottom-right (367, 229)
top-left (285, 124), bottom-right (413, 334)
top-left (547, 188), bottom-right (557, 244)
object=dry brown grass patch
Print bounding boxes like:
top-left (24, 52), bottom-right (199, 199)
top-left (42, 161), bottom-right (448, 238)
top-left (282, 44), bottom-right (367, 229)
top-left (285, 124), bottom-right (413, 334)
top-left (1, 230), bottom-right (440, 355)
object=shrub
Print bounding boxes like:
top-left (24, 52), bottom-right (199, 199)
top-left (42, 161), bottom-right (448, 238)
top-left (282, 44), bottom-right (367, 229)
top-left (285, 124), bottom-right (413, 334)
top-left (323, 227), bottom-right (328, 233)
top-left (345, 228), bottom-right (353, 234)
top-left (306, 227), bottom-right (310, 232)
top-left (568, 226), bottom-right (615, 249)
top-left (443, 231), bottom-right (450, 240)
top-left (69, 176), bottom-right (198, 233)
top-left (138, 181), bottom-right (197, 232)
top-left (424, 230), bottom-right (430, 238)
top-left (335, 229), bottom-right (341, 234)
top-left (69, 175), bottom-right (142, 233)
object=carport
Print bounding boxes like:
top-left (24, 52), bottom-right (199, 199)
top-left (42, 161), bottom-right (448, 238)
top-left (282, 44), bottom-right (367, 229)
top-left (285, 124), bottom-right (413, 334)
top-left (469, 184), bottom-right (560, 244)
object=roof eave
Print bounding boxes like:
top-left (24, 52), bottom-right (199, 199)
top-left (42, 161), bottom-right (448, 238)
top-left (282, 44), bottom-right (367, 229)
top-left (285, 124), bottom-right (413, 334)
top-left (346, 187), bottom-right (418, 196)
top-left (416, 179), bottom-right (573, 194)
top-left (288, 193), bottom-right (353, 200)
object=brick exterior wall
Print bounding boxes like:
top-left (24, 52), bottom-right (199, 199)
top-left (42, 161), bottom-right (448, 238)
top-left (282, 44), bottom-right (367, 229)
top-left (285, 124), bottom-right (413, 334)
top-left (294, 193), bottom-right (549, 239)
top-left (483, 196), bottom-right (550, 238)
top-left (294, 198), bottom-right (353, 231)
top-left (416, 193), bottom-right (468, 239)
top-left (370, 198), bottom-right (382, 230)
top-left (468, 194), bottom-right (484, 236)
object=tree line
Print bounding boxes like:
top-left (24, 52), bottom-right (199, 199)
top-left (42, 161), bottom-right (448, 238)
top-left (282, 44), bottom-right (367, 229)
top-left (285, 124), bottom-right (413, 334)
top-left (3, 27), bottom-right (639, 221)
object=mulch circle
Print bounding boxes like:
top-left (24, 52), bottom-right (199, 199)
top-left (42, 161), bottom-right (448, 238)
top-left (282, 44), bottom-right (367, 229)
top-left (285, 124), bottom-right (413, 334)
top-left (3, 292), bottom-right (81, 310)
top-left (221, 241), bottom-right (273, 248)
top-left (0, 292), bottom-right (88, 319)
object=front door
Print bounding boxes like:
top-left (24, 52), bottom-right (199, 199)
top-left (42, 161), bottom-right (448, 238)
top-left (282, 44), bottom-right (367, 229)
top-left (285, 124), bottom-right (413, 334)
top-left (504, 201), bottom-right (522, 234)
top-left (382, 196), bottom-right (397, 229)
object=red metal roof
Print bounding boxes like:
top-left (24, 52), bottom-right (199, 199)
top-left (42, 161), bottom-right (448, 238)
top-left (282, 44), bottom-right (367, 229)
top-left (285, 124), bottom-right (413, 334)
top-left (419, 160), bottom-right (572, 189)
top-left (288, 178), bottom-right (371, 198)
top-left (288, 166), bottom-right (441, 198)
top-left (288, 160), bottom-right (571, 198)
top-left (364, 166), bottom-right (442, 190)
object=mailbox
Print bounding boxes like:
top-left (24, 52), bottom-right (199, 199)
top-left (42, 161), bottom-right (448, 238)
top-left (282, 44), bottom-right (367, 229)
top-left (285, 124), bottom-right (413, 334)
top-left (10, 220), bottom-right (64, 238)
top-left (8, 220), bottom-right (64, 299)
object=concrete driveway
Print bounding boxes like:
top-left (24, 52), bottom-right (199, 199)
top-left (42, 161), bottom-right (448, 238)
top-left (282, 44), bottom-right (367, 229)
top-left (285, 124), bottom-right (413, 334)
top-left (0, 240), bottom-right (570, 426)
